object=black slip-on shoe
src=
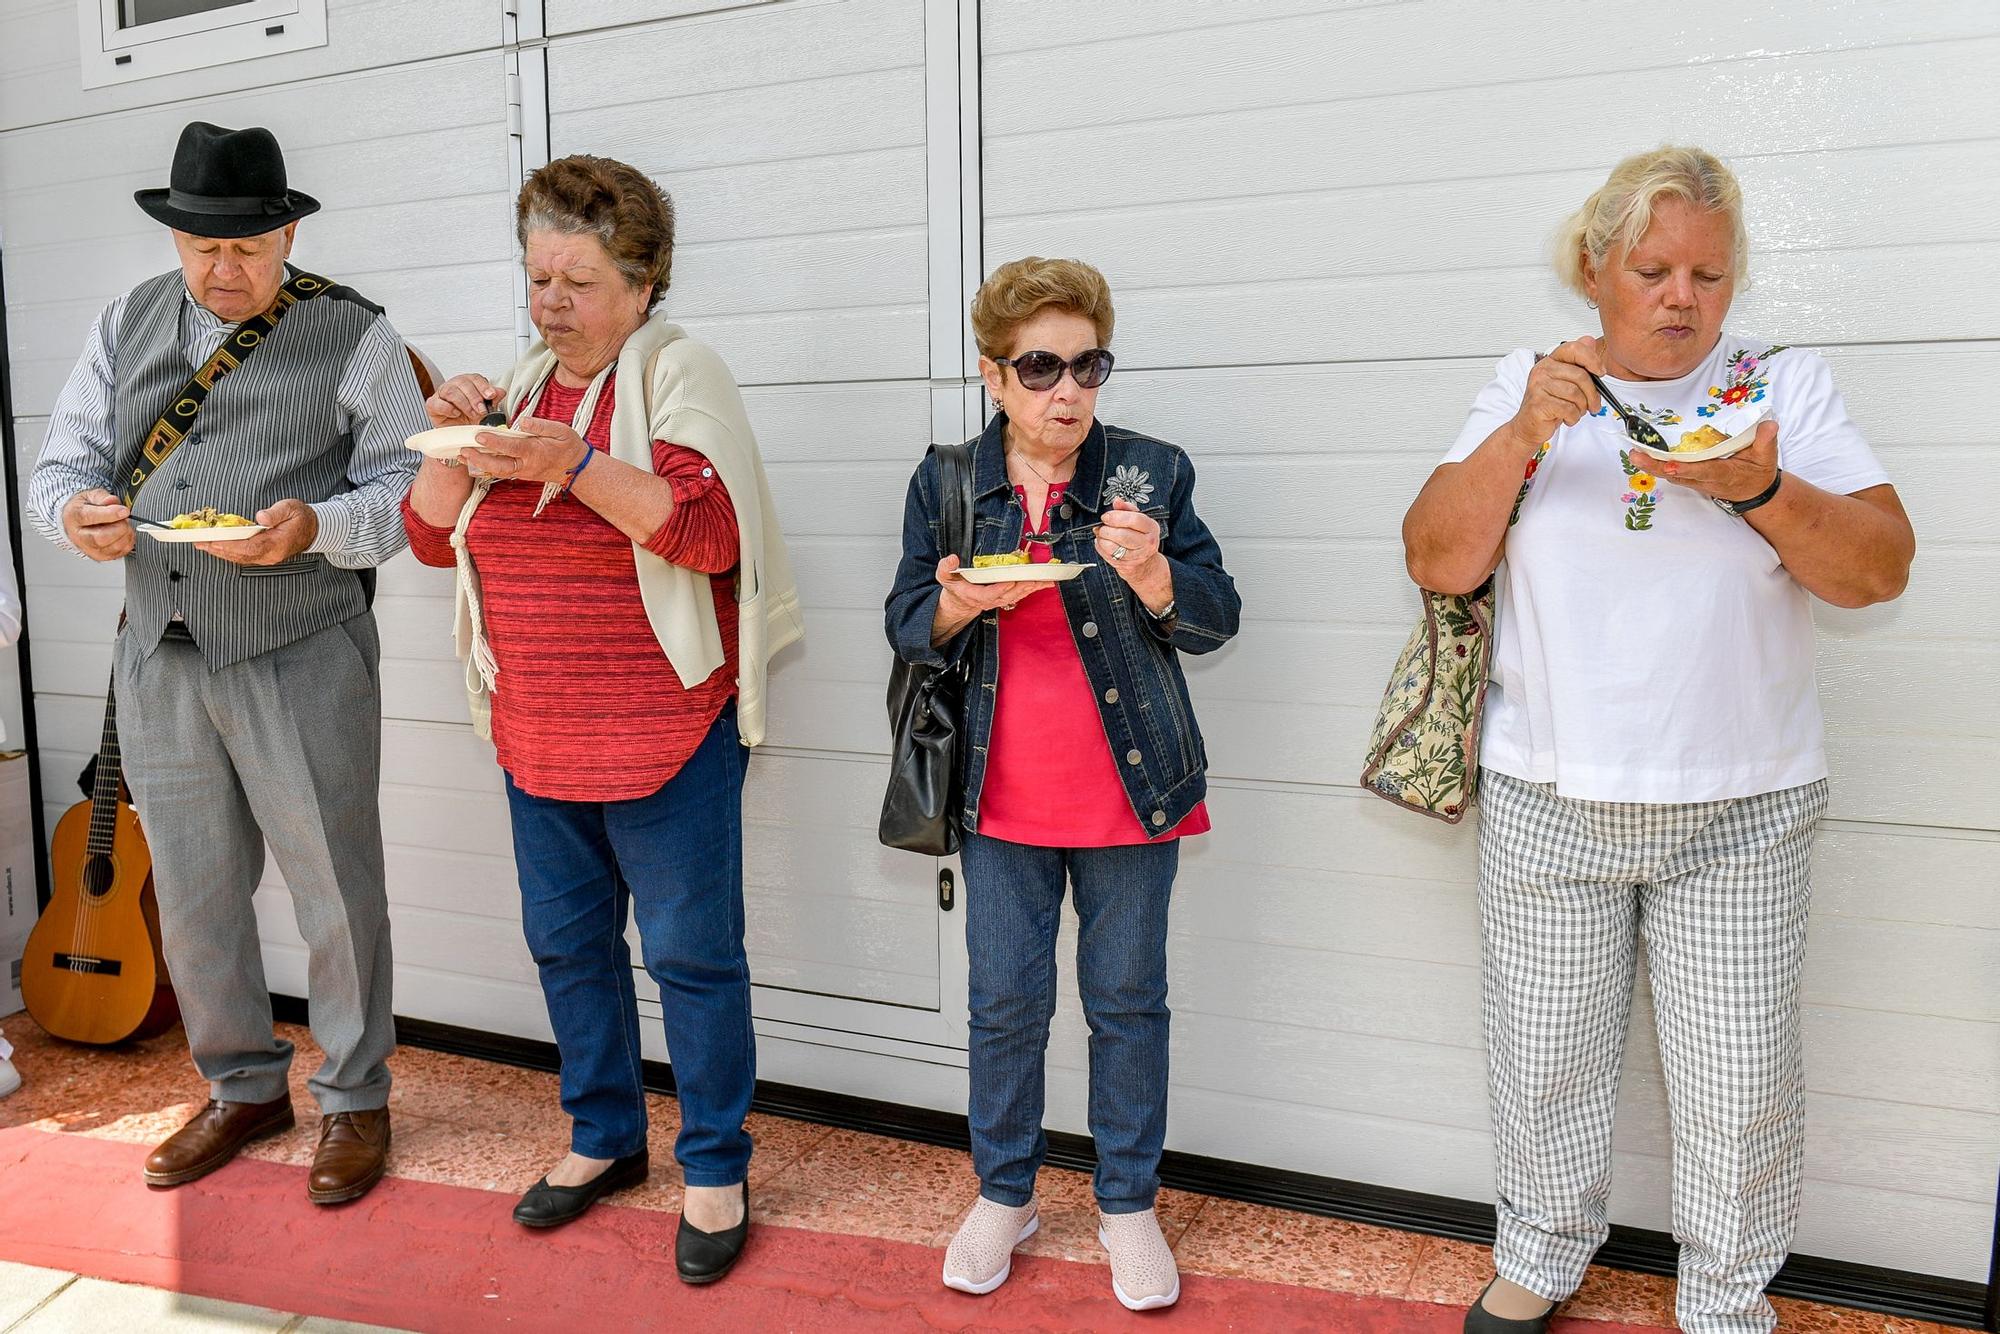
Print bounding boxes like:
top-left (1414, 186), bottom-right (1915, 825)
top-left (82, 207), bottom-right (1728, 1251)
top-left (1465, 1280), bottom-right (1555, 1333)
top-left (512, 1149), bottom-right (649, 1229)
top-left (675, 1180), bottom-right (750, 1284)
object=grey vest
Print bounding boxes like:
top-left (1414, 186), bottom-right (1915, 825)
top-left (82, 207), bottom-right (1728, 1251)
top-left (113, 271), bottom-right (378, 670)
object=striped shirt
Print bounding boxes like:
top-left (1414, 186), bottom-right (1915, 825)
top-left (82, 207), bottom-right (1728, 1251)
top-left (29, 280), bottom-right (424, 568)
top-left (402, 375), bottom-right (740, 801)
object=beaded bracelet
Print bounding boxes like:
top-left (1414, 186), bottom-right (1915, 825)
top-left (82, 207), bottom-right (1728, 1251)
top-left (560, 444), bottom-right (595, 496)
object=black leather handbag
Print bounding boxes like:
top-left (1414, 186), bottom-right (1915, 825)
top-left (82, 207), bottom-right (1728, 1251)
top-left (879, 442), bottom-right (976, 855)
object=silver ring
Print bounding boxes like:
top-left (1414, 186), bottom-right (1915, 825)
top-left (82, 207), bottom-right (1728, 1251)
top-left (1112, 545), bottom-right (1127, 560)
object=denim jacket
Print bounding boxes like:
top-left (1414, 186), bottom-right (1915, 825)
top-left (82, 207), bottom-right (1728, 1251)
top-left (885, 412), bottom-right (1241, 840)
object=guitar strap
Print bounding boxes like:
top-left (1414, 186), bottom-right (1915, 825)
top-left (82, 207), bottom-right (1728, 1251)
top-left (90, 276), bottom-right (336, 798)
top-left (119, 268), bottom-right (335, 506)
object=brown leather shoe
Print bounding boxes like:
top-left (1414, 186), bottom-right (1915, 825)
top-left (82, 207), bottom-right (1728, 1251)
top-left (308, 1108), bottom-right (391, 1205)
top-left (143, 1096), bottom-right (295, 1188)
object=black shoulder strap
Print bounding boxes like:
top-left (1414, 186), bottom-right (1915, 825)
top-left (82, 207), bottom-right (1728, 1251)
top-left (120, 268), bottom-right (337, 506)
top-left (320, 281), bottom-right (385, 316)
top-left (933, 441), bottom-right (976, 564)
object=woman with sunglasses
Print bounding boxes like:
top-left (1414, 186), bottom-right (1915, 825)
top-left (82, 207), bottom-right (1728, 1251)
top-left (886, 256), bottom-right (1240, 1312)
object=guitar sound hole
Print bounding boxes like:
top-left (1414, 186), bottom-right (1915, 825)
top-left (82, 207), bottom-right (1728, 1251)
top-left (82, 854), bottom-right (115, 897)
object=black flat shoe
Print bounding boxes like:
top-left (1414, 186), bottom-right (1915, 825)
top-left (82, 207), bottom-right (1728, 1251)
top-left (675, 1181), bottom-right (750, 1284)
top-left (1465, 1280), bottom-right (1553, 1334)
top-left (512, 1150), bottom-right (649, 1229)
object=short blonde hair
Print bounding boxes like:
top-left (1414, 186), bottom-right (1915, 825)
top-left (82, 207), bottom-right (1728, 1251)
top-left (1554, 146), bottom-right (1748, 299)
top-left (970, 257), bottom-right (1115, 359)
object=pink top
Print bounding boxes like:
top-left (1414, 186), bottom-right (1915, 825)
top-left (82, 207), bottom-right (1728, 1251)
top-left (975, 483), bottom-right (1211, 848)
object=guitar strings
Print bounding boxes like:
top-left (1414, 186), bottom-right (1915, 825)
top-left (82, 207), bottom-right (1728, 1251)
top-left (74, 683), bottom-right (119, 974)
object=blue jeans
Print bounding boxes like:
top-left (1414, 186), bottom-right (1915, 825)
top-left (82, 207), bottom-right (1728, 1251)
top-left (959, 833), bottom-right (1178, 1214)
top-left (503, 704), bottom-right (754, 1186)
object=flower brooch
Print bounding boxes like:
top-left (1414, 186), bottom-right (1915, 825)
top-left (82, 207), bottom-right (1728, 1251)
top-left (1102, 464), bottom-right (1154, 508)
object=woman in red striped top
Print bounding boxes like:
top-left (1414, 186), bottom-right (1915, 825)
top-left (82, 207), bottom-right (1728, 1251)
top-left (402, 157), bottom-right (762, 1284)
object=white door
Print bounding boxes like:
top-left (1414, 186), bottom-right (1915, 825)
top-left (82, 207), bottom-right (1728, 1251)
top-left (542, 0), bottom-right (976, 1059)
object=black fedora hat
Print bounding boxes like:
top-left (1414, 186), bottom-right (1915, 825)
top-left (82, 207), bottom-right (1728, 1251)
top-left (134, 121), bottom-right (320, 238)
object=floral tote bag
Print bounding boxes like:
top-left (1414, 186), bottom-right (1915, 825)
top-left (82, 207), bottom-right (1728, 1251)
top-left (1362, 442), bottom-right (1546, 823)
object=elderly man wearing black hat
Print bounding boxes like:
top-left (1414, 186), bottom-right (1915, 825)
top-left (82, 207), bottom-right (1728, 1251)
top-left (28, 121), bottom-right (425, 1203)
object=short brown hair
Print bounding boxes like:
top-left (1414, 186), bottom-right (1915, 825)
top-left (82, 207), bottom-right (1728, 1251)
top-left (516, 155), bottom-right (675, 310)
top-left (970, 257), bottom-right (1114, 359)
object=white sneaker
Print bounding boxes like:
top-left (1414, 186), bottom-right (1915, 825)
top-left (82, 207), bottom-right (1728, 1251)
top-left (1098, 1208), bottom-right (1180, 1311)
top-left (0, 1056), bottom-right (19, 1100)
top-left (942, 1195), bottom-right (1039, 1295)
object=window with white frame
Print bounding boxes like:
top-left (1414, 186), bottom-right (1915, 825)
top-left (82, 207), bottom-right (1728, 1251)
top-left (77, 0), bottom-right (327, 89)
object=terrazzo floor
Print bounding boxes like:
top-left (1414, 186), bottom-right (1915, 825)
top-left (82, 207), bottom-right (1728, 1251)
top-left (0, 1019), bottom-right (1967, 1333)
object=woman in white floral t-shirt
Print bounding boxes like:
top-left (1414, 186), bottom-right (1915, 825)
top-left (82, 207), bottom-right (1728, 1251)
top-left (1402, 147), bottom-right (1914, 1334)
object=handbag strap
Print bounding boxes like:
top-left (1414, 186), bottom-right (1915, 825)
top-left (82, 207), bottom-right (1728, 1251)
top-left (120, 268), bottom-right (336, 506)
top-left (933, 441), bottom-right (975, 564)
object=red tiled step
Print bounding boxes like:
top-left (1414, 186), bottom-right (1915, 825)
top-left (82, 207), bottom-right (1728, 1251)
top-left (0, 1125), bottom-right (1669, 1333)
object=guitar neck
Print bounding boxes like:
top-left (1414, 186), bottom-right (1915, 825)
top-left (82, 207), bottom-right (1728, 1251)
top-left (85, 683), bottom-right (123, 857)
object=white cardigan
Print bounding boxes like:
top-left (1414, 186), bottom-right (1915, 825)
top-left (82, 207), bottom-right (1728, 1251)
top-left (451, 315), bottom-right (804, 746)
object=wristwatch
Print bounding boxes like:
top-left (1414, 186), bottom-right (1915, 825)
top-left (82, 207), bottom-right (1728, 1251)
top-left (1713, 469), bottom-right (1783, 518)
top-left (1142, 598), bottom-right (1178, 623)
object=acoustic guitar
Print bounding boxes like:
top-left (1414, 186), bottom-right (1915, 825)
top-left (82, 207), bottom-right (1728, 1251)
top-left (22, 683), bottom-right (179, 1044)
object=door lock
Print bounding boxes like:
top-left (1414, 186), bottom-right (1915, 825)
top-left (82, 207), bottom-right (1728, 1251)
top-left (938, 868), bottom-right (955, 912)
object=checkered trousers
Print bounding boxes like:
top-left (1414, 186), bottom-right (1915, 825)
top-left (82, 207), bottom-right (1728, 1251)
top-left (1475, 769), bottom-right (1830, 1334)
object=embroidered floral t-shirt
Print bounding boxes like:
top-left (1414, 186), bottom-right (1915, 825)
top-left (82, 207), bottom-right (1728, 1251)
top-left (1440, 335), bottom-right (1890, 803)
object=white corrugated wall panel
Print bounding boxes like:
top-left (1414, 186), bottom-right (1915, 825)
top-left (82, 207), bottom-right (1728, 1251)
top-left (0, 0), bottom-right (495, 132)
top-left (3, 0), bottom-right (1992, 1287)
top-left (0, 6), bottom-right (521, 1050)
top-left (981, 0), bottom-right (2000, 1281)
top-left (541, 0), bottom-right (946, 1016)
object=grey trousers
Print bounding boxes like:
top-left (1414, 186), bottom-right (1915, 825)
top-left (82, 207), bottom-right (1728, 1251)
top-left (114, 615), bottom-right (394, 1112)
top-left (1476, 769), bottom-right (1828, 1334)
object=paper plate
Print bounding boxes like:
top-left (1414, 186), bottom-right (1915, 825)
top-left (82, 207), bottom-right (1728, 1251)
top-left (955, 563), bottom-right (1092, 585)
top-left (1632, 405), bottom-right (1769, 463)
top-left (404, 424), bottom-right (531, 459)
top-left (141, 523), bottom-right (266, 543)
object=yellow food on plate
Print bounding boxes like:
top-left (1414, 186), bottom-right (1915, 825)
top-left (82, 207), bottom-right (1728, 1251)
top-left (972, 550), bottom-right (1032, 568)
top-left (167, 507), bottom-right (254, 528)
top-left (1672, 425), bottom-right (1728, 453)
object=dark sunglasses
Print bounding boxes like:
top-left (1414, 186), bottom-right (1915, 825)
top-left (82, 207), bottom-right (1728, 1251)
top-left (994, 348), bottom-right (1115, 392)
